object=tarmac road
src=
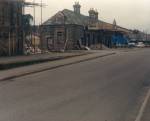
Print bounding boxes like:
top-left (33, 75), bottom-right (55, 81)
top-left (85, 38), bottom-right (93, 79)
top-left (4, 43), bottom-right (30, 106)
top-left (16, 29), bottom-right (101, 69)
top-left (0, 49), bottom-right (150, 121)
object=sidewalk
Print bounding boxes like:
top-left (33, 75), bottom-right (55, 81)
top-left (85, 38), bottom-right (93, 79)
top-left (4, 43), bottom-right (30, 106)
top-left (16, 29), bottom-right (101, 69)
top-left (0, 48), bottom-right (144, 70)
top-left (0, 51), bottom-right (91, 70)
top-left (0, 50), bottom-right (116, 81)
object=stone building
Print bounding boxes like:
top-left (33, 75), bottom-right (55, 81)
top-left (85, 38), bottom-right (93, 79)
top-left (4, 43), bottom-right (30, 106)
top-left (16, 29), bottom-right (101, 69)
top-left (41, 2), bottom-right (132, 51)
top-left (0, 0), bottom-right (24, 56)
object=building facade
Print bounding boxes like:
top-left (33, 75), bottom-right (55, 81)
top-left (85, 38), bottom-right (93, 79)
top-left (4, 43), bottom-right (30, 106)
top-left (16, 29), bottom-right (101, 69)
top-left (0, 0), bottom-right (24, 56)
top-left (41, 2), bottom-right (131, 51)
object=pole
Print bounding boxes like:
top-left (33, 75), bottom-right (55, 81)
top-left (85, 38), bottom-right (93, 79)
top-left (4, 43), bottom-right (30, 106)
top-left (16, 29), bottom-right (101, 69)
top-left (40, 0), bottom-right (43, 53)
top-left (22, 1), bottom-right (25, 55)
top-left (41, 0), bottom-right (43, 25)
top-left (33, 0), bottom-right (36, 54)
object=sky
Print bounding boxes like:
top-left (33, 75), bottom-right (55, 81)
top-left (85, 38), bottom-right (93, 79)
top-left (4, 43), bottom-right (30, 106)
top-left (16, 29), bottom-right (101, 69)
top-left (25, 0), bottom-right (150, 33)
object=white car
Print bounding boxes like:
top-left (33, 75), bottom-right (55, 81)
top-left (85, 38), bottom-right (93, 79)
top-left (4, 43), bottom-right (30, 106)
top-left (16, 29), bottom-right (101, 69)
top-left (136, 42), bottom-right (145, 48)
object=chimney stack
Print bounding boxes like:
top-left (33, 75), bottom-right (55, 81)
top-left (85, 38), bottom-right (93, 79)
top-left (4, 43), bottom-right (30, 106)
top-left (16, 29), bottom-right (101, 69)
top-left (73, 2), bottom-right (81, 14)
top-left (89, 8), bottom-right (99, 21)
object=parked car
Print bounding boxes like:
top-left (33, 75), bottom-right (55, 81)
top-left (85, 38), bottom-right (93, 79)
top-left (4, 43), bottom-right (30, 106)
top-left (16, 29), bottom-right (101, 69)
top-left (128, 42), bottom-right (136, 48)
top-left (136, 42), bottom-right (145, 48)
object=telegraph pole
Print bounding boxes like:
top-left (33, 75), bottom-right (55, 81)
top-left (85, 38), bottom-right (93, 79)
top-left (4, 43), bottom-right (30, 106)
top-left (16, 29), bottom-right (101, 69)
top-left (33, 0), bottom-right (36, 54)
top-left (40, 0), bottom-right (43, 53)
top-left (41, 0), bottom-right (43, 25)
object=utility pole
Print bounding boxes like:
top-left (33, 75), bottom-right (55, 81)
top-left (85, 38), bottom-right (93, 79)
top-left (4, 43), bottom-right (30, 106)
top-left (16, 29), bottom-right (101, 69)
top-left (41, 0), bottom-right (43, 25)
top-left (40, 0), bottom-right (43, 53)
top-left (33, 0), bottom-right (36, 54)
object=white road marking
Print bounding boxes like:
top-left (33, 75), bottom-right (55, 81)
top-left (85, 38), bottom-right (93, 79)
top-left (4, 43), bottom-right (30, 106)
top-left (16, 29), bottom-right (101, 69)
top-left (135, 88), bottom-right (150, 121)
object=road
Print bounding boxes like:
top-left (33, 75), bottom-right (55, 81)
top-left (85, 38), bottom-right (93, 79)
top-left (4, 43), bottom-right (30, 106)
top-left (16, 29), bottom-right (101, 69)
top-left (0, 49), bottom-right (150, 121)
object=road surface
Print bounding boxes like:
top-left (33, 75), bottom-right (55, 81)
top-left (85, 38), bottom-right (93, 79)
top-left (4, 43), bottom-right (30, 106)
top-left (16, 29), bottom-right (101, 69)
top-left (0, 49), bottom-right (150, 121)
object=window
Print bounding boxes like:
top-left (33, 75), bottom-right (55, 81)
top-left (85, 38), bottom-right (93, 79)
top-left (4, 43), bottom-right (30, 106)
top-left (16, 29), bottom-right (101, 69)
top-left (57, 32), bottom-right (63, 42)
top-left (47, 37), bottom-right (53, 45)
top-left (47, 33), bottom-right (54, 45)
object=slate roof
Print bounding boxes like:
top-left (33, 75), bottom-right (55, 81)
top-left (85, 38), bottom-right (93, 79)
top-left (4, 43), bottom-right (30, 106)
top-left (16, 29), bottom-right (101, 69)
top-left (43, 9), bottom-right (98, 26)
top-left (62, 9), bottom-right (90, 25)
top-left (43, 9), bottom-right (131, 33)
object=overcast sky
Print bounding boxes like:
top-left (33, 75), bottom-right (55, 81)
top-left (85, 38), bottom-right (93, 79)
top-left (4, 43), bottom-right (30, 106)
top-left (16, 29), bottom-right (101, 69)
top-left (25, 0), bottom-right (150, 33)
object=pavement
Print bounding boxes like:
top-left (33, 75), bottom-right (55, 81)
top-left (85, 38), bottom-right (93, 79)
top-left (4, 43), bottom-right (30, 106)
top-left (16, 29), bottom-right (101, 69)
top-left (0, 48), bottom-right (139, 70)
top-left (0, 48), bottom-right (150, 121)
top-left (0, 50), bottom-right (116, 81)
top-left (0, 51), bottom-right (92, 70)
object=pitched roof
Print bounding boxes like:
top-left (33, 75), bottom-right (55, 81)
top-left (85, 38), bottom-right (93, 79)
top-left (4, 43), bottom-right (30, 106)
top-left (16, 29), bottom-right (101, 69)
top-left (43, 9), bottom-right (95, 26)
top-left (90, 22), bottom-right (132, 33)
top-left (43, 9), bottom-right (131, 33)
top-left (62, 9), bottom-right (90, 25)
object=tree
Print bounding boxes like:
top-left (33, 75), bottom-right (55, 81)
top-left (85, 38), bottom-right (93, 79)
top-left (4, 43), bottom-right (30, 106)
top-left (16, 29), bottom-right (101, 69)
top-left (22, 14), bottom-right (33, 35)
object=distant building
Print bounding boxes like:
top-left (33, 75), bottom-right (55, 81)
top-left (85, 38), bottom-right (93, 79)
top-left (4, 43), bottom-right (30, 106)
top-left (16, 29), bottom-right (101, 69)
top-left (41, 2), bottom-right (132, 51)
top-left (129, 30), bottom-right (150, 42)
